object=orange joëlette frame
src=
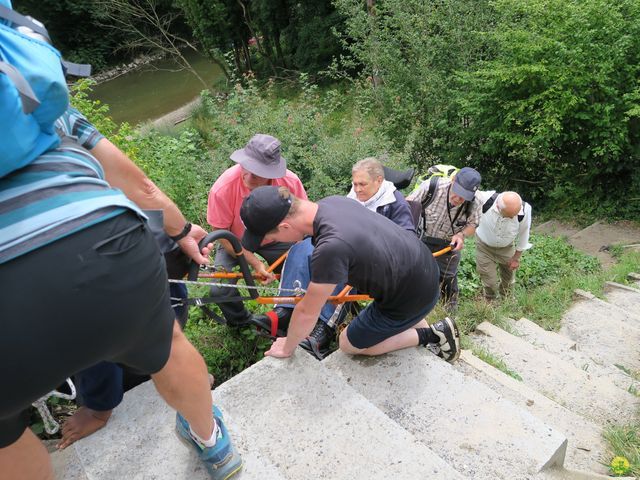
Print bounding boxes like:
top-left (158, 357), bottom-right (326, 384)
top-left (209, 245), bottom-right (453, 305)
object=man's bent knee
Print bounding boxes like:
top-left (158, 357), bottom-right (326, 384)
top-left (338, 328), bottom-right (362, 355)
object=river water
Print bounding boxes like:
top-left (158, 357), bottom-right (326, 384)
top-left (90, 51), bottom-right (223, 125)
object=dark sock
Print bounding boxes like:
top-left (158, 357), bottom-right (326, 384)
top-left (416, 327), bottom-right (440, 346)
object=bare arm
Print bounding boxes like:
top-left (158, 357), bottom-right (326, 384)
top-left (265, 282), bottom-right (337, 358)
top-left (90, 138), bottom-right (210, 264)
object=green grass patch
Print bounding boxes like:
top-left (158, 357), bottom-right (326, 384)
top-left (604, 424), bottom-right (640, 477)
top-left (471, 346), bottom-right (522, 381)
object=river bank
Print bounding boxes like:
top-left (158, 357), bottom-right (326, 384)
top-left (91, 52), bottom-right (165, 85)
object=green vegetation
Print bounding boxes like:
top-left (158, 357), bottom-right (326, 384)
top-left (471, 346), bottom-right (522, 382)
top-left (334, 0), bottom-right (640, 219)
top-left (604, 426), bottom-right (639, 477)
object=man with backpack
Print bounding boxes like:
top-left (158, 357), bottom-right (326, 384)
top-left (407, 166), bottom-right (482, 311)
top-left (475, 190), bottom-right (532, 300)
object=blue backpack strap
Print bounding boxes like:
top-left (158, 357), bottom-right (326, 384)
top-left (0, 60), bottom-right (39, 112)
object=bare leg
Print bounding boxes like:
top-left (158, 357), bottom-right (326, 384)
top-left (338, 318), bottom-right (429, 356)
top-left (151, 322), bottom-right (214, 439)
top-left (58, 407), bottom-right (112, 450)
top-left (0, 428), bottom-right (53, 480)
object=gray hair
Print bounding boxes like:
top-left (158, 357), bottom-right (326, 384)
top-left (352, 157), bottom-right (385, 180)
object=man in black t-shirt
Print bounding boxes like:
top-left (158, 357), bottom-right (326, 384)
top-left (239, 186), bottom-right (460, 361)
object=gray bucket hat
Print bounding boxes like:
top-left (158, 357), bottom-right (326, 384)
top-left (230, 134), bottom-right (286, 179)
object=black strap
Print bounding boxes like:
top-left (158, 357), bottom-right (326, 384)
top-left (61, 60), bottom-right (91, 78)
top-left (446, 183), bottom-right (467, 233)
top-left (420, 176), bottom-right (440, 235)
top-left (482, 192), bottom-right (499, 214)
top-left (482, 192), bottom-right (526, 223)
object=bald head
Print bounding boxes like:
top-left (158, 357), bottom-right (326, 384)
top-left (497, 192), bottom-right (522, 218)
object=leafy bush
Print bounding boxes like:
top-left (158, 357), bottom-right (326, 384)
top-left (189, 77), bottom-right (403, 201)
top-left (458, 0), bottom-right (640, 217)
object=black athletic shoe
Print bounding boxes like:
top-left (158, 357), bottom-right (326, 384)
top-left (299, 320), bottom-right (334, 360)
top-left (427, 317), bottom-right (460, 363)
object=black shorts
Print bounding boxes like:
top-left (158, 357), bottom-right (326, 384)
top-left (0, 211), bottom-right (175, 447)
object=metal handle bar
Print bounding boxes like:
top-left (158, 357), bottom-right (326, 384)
top-left (187, 230), bottom-right (259, 299)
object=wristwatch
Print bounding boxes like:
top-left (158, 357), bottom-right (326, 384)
top-left (169, 222), bottom-right (192, 242)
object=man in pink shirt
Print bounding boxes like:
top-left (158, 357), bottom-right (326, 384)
top-left (207, 134), bottom-right (307, 326)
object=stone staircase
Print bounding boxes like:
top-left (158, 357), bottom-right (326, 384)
top-left (50, 272), bottom-right (640, 479)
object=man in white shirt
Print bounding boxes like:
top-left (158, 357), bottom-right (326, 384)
top-left (475, 191), bottom-right (532, 300)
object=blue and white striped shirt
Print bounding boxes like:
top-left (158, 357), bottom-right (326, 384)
top-left (0, 108), bottom-right (143, 264)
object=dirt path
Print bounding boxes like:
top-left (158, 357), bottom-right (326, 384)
top-left (535, 219), bottom-right (640, 267)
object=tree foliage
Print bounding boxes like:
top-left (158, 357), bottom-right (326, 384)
top-left (13, 0), bottom-right (129, 69)
top-left (176, 0), bottom-right (345, 79)
top-left (335, 0), bottom-right (640, 217)
top-left (458, 0), bottom-right (640, 215)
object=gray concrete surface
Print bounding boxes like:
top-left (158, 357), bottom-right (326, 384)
top-left (562, 294), bottom-right (640, 370)
top-left (603, 282), bottom-right (640, 323)
top-left (473, 322), bottom-right (638, 426)
top-left (50, 442), bottom-right (89, 480)
top-left (214, 351), bottom-right (466, 480)
top-left (323, 348), bottom-right (567, 480)
top-left (507, 317), bottom-right (638, 393)
top-left (457, 350), bottom-right (608, 475)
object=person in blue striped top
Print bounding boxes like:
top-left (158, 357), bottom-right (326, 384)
top-left (0, 107), bottom-right (243, 479)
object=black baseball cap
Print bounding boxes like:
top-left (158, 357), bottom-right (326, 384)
top-left (240, 186), bottom-right (292, 252)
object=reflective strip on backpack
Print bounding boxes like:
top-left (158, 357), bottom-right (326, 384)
top-left (0, 5), bottom-right (91, 78)
top-left (0, 60), bottom-right (39, 113)
top-left (0, 4), bottom-right (51, 42)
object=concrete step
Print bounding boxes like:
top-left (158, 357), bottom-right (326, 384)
top-left (562, 291), bottom-right (640, 371)
top-left (456, 350), bottom-right (608, 475)
top-left (69, 380), bottom-right (211, 480)
top-left (533, 465), bottom-right (635, 480)
top-left (67, 354), bottom-right (466, 480)
top-left (214, 351), bottom-right (466, 480)
top-left (603, 281), bottom-right (640, 321)
top-left (628, 272), bottom-right (640, 287)
top-left (472, 321), bottom-right (638, 426)
top-left (48, 441), bottom-right (89, 480)
top-left (323, 348), bottom-right (568, 480)
top-left (507, 317), bottom-right (639, 393)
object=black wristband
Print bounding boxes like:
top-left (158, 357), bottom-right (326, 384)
top-left (169, 222), bottom-right (192, 242)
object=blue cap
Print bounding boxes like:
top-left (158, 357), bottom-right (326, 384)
top-left (452, 167), bottom-right (481, 201)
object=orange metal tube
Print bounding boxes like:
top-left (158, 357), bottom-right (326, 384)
top-left (255, 294), bottom-right (372, 305)
top-left (433, 246), bottom-right (452, 257)
top-left (266, 250), bottom-right (289, 273)
top-left (198, 272), bottom-right (281, 279)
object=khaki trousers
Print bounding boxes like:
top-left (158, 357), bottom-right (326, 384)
top-left (475, 238), bottom-right (516, 299)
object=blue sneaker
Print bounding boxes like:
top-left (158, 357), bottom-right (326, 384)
top-left (176, 405), bottom-right (243, 480)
